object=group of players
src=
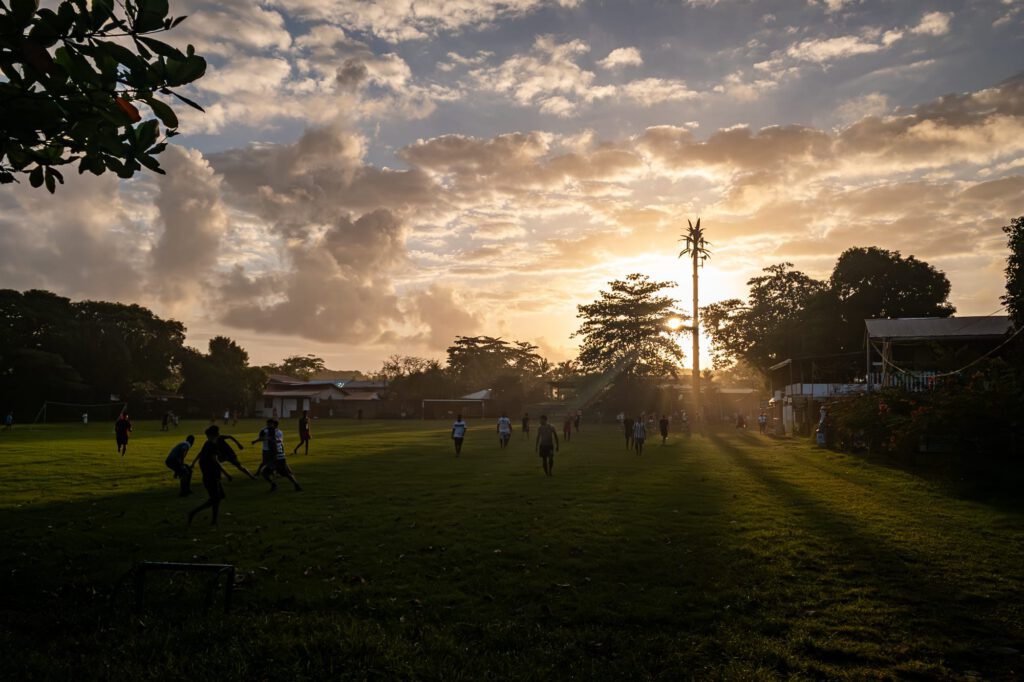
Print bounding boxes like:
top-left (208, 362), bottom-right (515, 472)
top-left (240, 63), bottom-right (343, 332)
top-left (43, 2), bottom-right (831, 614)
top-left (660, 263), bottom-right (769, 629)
top-left (450, 411), bottom-right (584, 477)
top-left (621, 414), bottom-right (675, 456)
top-left (161, 411), bottom-right (312, 525)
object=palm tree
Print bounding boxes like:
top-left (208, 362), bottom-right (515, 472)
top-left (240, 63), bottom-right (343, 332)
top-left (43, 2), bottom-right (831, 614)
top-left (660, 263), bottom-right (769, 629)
top-left (679, 218), bottom-right (711, 430)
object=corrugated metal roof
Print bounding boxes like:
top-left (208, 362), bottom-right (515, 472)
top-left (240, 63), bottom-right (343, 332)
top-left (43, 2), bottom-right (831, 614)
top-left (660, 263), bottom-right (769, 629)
top-left (865, 316), bottom-right (1011, 340)
top-left (461, 389), bottom-right (493, 400)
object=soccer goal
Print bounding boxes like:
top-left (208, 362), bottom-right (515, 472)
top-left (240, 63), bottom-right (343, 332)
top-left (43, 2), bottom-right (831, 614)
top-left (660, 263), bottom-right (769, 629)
top-left (32, 400), bottom-right (129, 425)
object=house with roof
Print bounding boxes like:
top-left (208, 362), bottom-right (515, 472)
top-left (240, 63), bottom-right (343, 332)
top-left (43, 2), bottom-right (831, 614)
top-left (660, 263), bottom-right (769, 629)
top-left (260, 376), bottom-right (389, 419)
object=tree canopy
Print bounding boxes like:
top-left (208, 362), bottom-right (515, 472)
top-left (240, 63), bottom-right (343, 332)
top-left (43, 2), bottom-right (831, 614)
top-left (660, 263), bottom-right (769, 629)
top-left (702, 248), bottom-right (956, 382)
top-left (1003, 216), bottom-right (1024, 330)
top-left (574, 273), bottom-right (685, 376)
top-left (179, 336), bottom-right (266, 416)
top-left (0, 0), bottom-right (206, 191)
top-left (0, 288), bottom-right (185, 409)
top-left (266, 354), bottom-right (327, 380)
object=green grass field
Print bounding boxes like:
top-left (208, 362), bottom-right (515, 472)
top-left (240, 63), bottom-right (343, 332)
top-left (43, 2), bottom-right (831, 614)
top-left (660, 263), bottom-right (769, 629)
top-left (1, 419), bottom-right (1021, 680)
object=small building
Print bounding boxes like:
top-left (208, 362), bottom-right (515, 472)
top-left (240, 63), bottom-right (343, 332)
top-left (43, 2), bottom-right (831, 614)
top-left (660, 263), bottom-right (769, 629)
top-left (260, 377), bottom-right (388, 419)
top-left (422, 389), bottom-right (492, 419)
top-left (864, 316), bottom-right (1012, 390)
top-left (768, 315), bottom-right (1013, 436)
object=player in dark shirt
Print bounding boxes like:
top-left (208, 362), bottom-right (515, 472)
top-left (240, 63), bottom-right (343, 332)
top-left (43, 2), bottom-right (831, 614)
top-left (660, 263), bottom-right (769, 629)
top-left (114, 412), bottom-right (132, 456)
top-left (216, 433), bottom-right (257, 479)
top-left (623, 416), bottom-right (634, 450)
top-left (535, 414), bottom-right (560, 477)
top-left (659, 415), bottom-right (670, 445)
top-left (293, 410), bottom-right (312, 455)
top-left (188, 425), bottom-right (233, 526)
top-left (165, 435), bottom-right (196, 496)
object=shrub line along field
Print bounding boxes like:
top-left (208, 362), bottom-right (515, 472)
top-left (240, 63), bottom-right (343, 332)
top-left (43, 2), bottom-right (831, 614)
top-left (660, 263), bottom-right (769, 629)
top-left (1, 419), bottom-right (1021, 680)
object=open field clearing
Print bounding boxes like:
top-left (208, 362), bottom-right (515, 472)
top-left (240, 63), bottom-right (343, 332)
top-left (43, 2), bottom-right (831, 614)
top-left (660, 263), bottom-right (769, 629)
top-left (1, 420), bottom-right (1021, 680)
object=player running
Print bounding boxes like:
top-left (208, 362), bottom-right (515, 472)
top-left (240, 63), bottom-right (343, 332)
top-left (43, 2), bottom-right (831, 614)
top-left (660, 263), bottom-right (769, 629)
top-left (659, 414), bottom-right (669, 445)
top-left (252, 419), bottom-right (277, 477)
top-left (216, 433), bottom-right (257, 479)
top-left (562, 414), bottom-right (573, 442)
top-left (535, 414), bottom-right (559, 476)
top-left (188, 425), bottom-right (232, 526)
top-left (114, 411), bottom-right (132, 457)
top-left (521, 412), bottom-right (530, 436)
top-left (496, 412), bottom-right (512, 449)
top-left (293, 410), bottom-right (312, 455)
top-left (260, 420), bottom-right (303, 492)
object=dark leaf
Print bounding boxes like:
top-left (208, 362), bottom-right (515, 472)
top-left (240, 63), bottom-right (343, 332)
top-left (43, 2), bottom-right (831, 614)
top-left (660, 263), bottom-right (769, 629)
top-left (11, 0), bottom-right (39, 26)
top-left (28, 164), bottom-right (43, 188)
top-left (135, 0), bottom-right (169, 32)
top-left (143, 97), bottom-right (178, 129)
top-left (165, 54), bottom-right (205, 86)
top-left (169, 89), bottom-right (204, 112)
top-left (138, 36), bottom-right (183, 60)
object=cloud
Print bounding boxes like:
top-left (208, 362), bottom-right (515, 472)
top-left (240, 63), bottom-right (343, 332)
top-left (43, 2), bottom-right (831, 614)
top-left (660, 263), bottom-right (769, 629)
top-left (832, 91), bottom-right (890, 125)
top-left (621, 78), bottom-right (699, 106)
top-left (910, 11), bottom-right (952, 37)
top-left (150, 147), bottom-right (230, 307)
top-left (0, 174), bottom-right (144, 301)
top-left (275, 0), bottom-right (583, 42)
top-left (406, 286), bottom-right (481, 348)
top-left (470, 36), bottom-right (606, 109)
top-left (598, 47), bottom-right (643, 70)
top-left (787, 34), bottom-right (884, 63)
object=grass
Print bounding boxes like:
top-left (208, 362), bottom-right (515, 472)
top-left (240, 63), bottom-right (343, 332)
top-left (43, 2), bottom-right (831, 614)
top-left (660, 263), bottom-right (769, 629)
top-left (0, 419), bottom-right (1022, 680)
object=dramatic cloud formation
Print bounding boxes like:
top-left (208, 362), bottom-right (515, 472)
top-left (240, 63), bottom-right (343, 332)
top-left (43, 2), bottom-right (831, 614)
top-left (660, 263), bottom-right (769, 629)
top-left (1, 0), bottom-right (1020, 369)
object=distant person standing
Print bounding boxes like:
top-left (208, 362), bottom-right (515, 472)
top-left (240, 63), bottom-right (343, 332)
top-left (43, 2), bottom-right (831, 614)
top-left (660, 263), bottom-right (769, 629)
top-left (497, 412), bottom-right (512, 449)
top-left (758, 412), bottom-right (768, 434)
top-left (623, 415), bottom-right (635, 450)
top-left (161, 411), bottom-right (170, 431)
top-left (659, 414), bottom-right (669, 445)
top-left (562, 414), bottom-right (573, 443)
top-left (114, 411), bottom-right (132, 456)
top-left (223, 409), bottom-right (231, 425)
top-left (535, 414), bottom-right (559, 476)
top-left (451, 414), bottom-right (468, 457)
top-left (521, 412), bottom-right (530, 436)
top-left (574, 409), bottom-right (581, 434)
top-left (4, 411), bottom-right (13, 430)
top-left (188, 426), bottom-right (232, 526)
top-left (165, 435), bottom-right (195, 496)
top-left (633, 417), bottom-right (647, 456)
top-left (293, 410), bottom-right (312, 455)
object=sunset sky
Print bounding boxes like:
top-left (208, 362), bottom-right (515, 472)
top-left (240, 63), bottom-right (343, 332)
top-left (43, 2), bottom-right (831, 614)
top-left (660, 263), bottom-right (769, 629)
top-left (2, 0), bottom-right (1023, 373)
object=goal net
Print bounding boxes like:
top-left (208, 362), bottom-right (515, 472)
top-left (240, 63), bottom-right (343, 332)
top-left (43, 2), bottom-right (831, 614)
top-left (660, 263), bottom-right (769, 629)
top-left (32, 401), bottom-right (129, 425)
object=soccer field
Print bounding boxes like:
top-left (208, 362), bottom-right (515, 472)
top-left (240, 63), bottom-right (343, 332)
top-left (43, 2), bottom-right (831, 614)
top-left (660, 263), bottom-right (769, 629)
top-left (1, 420), bottom-right (1022, 680)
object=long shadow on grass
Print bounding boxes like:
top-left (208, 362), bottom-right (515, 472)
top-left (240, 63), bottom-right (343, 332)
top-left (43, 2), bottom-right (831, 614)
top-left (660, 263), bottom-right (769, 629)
top-left (708, 431), bottom-right (1024, 675)
top-left (0, 429), bottom-right (758, 680)
top-left (735, 429), bottom-right (1024, 515)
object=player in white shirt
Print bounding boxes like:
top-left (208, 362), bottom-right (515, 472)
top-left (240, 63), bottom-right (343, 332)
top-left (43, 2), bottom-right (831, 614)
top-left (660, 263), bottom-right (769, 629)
top-left (496, 413), bottom-right (512, 449)
top-left (451, 414), bottom-right (468, 457)
top-left (633, 416), bottom-right (647, 456)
